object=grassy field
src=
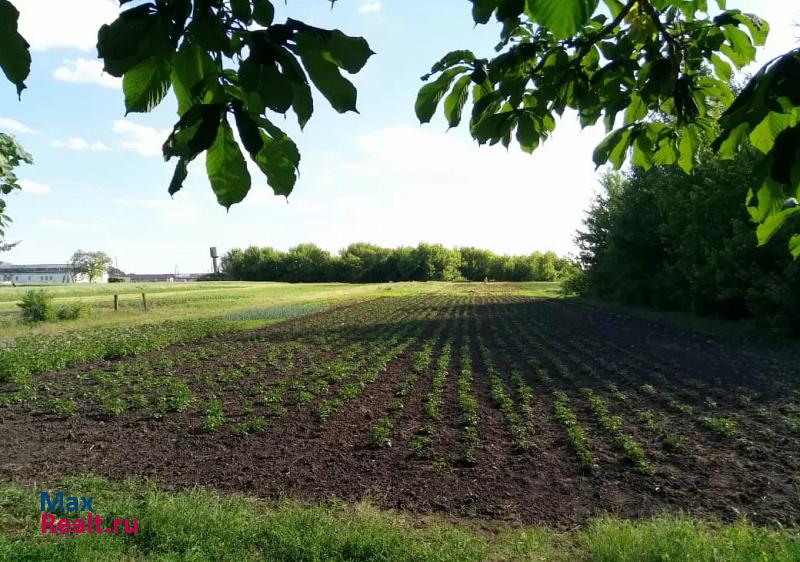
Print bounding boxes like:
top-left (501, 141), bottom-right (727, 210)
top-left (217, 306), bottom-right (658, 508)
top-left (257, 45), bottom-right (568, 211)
top-left (0, 281), bottom-right (443, 339)
top-left (1, 282), bottom-right (798, 560)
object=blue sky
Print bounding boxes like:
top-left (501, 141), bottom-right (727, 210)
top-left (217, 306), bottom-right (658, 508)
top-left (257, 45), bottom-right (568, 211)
top-left (1, 0), bottom-right (798, 274)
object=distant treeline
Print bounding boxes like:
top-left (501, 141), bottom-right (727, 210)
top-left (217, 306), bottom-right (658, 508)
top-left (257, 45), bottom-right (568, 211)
top-left (222, 243), bottom-right (578, 283)
top-left (572, 146), bottom-right (800, 335)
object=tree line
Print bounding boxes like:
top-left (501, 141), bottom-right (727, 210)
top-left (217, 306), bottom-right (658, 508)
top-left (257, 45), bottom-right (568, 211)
top-left (571, 147), bottom-right (800, 336)
top-left (221, 243), bottom-right (577, 284)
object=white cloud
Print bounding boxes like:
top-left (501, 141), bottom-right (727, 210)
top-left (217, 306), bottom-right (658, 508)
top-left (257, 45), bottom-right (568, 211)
top-left (307, 120), bottom-right (605, 256)
top-left (0, 117), bottom-right (38, 135)
top-left (113, 120), bottom-right (169, 158)
top-left (51, 137), bottom-right (110, 151)
top-left (18, 179), bottom-right (51, 195)
top-left (53, 59), bottom-right (121, 89)
top-left (15, 0), bottom-right (118, 51)
top-left (358, 1), bottom-right (381, 13)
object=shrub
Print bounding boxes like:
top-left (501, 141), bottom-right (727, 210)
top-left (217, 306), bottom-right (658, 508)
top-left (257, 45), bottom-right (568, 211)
top-left (560, 268), bottom-right (587, 296)
top-left (56, 302), bottom-right (88, 321)
top-left (108, 277), bottom-right (127, 283)
top-left (17, 289), bottom-right (54, 323)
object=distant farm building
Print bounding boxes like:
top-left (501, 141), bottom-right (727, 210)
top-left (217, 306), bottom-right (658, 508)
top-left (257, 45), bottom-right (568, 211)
top-left (126, 273), bottom-right (201, 283)
top-left (0, 264), bottom-right (106, 284)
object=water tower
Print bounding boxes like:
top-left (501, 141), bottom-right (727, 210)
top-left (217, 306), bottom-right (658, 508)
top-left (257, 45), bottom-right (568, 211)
top-left (210, 247), bottom-right (219, 274)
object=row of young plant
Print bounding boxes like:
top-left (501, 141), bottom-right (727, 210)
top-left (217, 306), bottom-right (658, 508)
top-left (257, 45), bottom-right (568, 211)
top-left (548, 322), bottom-right (745, 443)
top-left (27, 296), bottom-right (433, 437)
top-left (474, 322), bottom-right (533, 453)
top-left (512, 316), bottom-right (691, 456)
top-left (370, 302), bottom-right (457, 449)
top-left (409, 335), bottom-right (454, 458)
top-left (496, 303), bottom-right (664, 472)
top-left (483, 306), bottom-right (599, 472)
top-left (457, 302), bottom-right (480, 465)
top-left (507, 302), bottom-right (756, 455)
top-left (199, 296), bottom-right (445, 436)
top-left (203, 295), bottom-right (451, 435)
top-left (316, 311), bottom-right (438, 423)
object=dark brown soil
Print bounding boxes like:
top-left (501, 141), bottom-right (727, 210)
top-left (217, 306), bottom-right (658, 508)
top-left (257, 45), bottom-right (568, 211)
top-left (2, 290), bottom-right (800, 527)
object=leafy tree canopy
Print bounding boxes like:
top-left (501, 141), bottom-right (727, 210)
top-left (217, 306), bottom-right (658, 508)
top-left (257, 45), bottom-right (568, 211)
top-left (0, 132), bottom-right (32, 237)
top-left (417, 0), bottom-right (798, 256)
top-left (0, 0), bottom-right (373, 210)
top-left (69, 250), bottom-right (113, 283)
top-left (0, 0), bottom-right (798, 255)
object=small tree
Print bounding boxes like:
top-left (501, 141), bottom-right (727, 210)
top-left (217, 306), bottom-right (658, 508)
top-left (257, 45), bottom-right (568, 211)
top-left (69, 250), bottom-right (112, 283)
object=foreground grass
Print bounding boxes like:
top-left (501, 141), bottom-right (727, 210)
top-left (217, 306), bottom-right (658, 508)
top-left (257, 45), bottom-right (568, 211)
top-left (0, 477), bottom-right (796, 562)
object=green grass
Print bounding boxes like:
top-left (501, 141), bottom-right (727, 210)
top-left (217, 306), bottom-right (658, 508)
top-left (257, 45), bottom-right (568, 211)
top-left (0, 477), bottom-right (797, 562)
top-left (0, 281), bottom-right (443, 340)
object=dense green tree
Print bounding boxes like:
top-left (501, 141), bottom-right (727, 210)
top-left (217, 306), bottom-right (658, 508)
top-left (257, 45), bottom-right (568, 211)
top-left (221, 243), bottom-right (575, 283)
top-left (69, 250), bottom-right (113, 283)
top-left (459, 247), bottom-right (495, 281)
top-left (2, 0), bottom-right (798, 259)
top-left (413, 243), bottom-right (462, 281)
top-left (576, 148), bottom-right (800, 334)
top-left (339, 243), bottom-right (393, 282)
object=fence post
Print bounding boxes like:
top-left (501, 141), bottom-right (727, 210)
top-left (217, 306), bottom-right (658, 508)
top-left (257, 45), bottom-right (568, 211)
top-left (113, 294), bottom-right (118, 311)
top-left (142, 292), bottom-right (147, 311)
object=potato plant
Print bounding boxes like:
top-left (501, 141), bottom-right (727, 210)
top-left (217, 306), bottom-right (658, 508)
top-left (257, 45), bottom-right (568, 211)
top-left (552, 391), bottom-right (598, 473)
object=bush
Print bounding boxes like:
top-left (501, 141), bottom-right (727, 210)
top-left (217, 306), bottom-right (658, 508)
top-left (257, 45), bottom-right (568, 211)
top-left (108, 277), bottom-right (127, 283)
top-left (17, 290), bottom-right (54, 323)
top-left (56, 302), bottom-right (88, 321)
top-left (561, 268), bottom-right (587, 296)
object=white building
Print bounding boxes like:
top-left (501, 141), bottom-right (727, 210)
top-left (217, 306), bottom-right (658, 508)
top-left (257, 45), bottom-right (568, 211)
top-left (0, 264), bottom-right (106, 284)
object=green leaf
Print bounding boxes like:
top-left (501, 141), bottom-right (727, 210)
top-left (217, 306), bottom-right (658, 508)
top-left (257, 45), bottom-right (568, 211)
top-left (525, 0), bottom-right (599, 39)
top-left (291, 33), bottom-right (360, 114)
top-left (252, 0), bottom-right (275, 26)
top-left (163, 104), bottom-right (223, 160)
top-left (678, 127), bottom-right (699, 174)
top-left (168, 157), bottom-right (190, 196)
top-left (239, 58), bottom-right (294, 114)
top-left (789, 234), bottom-right (800, 259)
top-left (206, 120), bottom-right (252, 208)
top-left (97, 5), bottom-right (173, 77)
top-left (415, 67), bottom-right (468, 124)
top-left (265, 49), bottom-right (309, 126)
top-left (593, 127), bottom-right (633, 169)
top-left (749, 112), bottom-right (796, 154)
top-left (123, 56), bottom-right (172, 114)
top-left (601, 0), bottom-right (624, 17)
top-left (171, 39), bottom-right (220, 116)
top-left (231, 0), bottom-right (252, 23)
top-left (515, 112), bottom-right (539, 153)
top-left (324, 30), bottom-right (375, 74)
top-left (426, 50), bottom-right (476, 77)
top-left (720, 25), bottom-right (756, 69)
top-left (444, 75), bottom-right (472, 128)
top-left (733, 12), bottom-right (769, 47)
top-left (0, 0), bottom-right (30, 96)
top-left (756, 207), bottom-right (800, 246)
top-left (709, 54), bottom-right (732, 83)
top-left (253, 119), bottom-right (300, 197)
top-left (472, 0), bottom-right (497, 24)
top-left (232, 104), bottom-right (265, 158)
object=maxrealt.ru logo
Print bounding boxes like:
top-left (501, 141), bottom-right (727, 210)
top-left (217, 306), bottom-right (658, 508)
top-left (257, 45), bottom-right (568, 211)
top-left (40, 492), bottom-right (138, 535)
